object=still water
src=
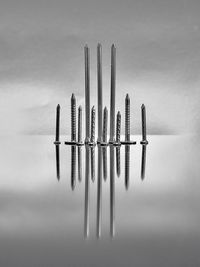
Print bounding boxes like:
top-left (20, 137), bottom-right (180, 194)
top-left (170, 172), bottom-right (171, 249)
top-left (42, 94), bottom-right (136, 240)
top-left (0, 135), bottom-right (199, 266)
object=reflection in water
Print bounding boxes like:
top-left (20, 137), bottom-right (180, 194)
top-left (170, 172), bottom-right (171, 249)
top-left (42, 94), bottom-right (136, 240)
top-left (59, 140), bottom-right (148, 238)
top-left (71, 145), bottom-right (76, 190)
top-left (55, 145), bottom-right (60, 181)
top-left (102, 146), bottom-right (107, 180)
top-left (90, 146), bottom-right (95, 182)
top-left (116, 146), bottom-right (121, 177)
top-left (78, 147), bottom-right (82, 182)
top-left (96, 145), bottom-right (102, 238)
top-left (141, 145), bottom-right (147, 180)
top-left (84, 146), bottom-right (90, 238)
top-left (110, 145), bottom-right (115, 237)
top-left (125, 145), bottom-right (130, 190)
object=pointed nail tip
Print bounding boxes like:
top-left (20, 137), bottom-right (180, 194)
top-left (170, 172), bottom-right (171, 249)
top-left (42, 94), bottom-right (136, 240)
top-left (141, 104), bottom-right (145, 108)
top-left (57, 104), bottom-right (60, 108)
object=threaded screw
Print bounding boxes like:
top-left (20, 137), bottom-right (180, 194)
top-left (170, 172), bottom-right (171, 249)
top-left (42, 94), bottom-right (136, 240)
top-left (90, 106), bottom-right (96, 143)
top-left (78, 106), bottom-right (82, 143)
top-left (116, 111), bottom-right (121, 143)
top-left (125, 94), bottom-right (130, 142)
top-left (71, 94), bottom-right (76, 142)
top-left (103, 107), bottom-right (108, 143)
top-left (125, 145), bottom-right (130, 190)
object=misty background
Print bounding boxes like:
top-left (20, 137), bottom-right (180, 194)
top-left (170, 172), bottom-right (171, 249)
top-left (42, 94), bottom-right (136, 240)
top-left (0, 0), bottom-right (199, 135)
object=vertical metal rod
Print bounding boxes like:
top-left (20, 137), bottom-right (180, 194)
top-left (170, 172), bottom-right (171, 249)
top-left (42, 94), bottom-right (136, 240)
top-left (55, 104), bottom-right (60, 142)
top-left (55, 145), bottom-right (60, 181)
top-left (116, 111), bottom-right (121, 177)
top-left (90, 106), bottom-right (95, 182)
top-left (71, 145), bottom-right (76, 190)
top-left (97, 43), bottom-right (103, 142)
top-left (84, 146), bottom-right (90, 238)
top-left (103, 107), bottom-right (108, 180)
top-left (110, 44), bottom-right (116, 142)
top-left (78, 106), bottom-right (82, 143)
top-left (110, 145), bottom-right (115, 237)
top-left (71, 94), bottom-right (76, 142)
top-left (141, 145), bottom-right (147, 180)
top-left (85, 45), bottom-right (90, 142)
top-left (96, 145), bottom-right (102, 238)
top-left (141, 104), bottom-right (147, 141)
top-left (125, 94), bottom-right (130, 142)
top-left (125, 145), bottom-right (130, 190)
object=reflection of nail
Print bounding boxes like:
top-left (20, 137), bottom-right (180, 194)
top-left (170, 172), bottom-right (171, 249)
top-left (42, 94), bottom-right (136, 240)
top-left (96, 146), bottom-right (102, 238)
top-left (85, 45), bottom-right (90, 143)
top-left (71, 145), bottom-right (76, 190)
top-left (125, 145), bottom-right (130, 190)
top-left (84, 146), bottom-right (90, 238)
top-left (54, 104), bottom-right (61, 145)
top-left (97, 43), bottom-right (103, 143)
top-left (110, 146), bottom-right (115, 237)
top-left (140, 104), bottom-right (149, 145)
top-left (55, 145), bottom-right (60, 181)
top-left (110, 44), bottom-right (116, 142)
top-left (141, 145), bottom-right (147, 180)
top-left (78, 147), bottom-right (82, 182)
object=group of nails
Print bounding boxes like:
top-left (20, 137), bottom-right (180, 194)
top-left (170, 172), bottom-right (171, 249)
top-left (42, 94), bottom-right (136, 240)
top-left (53, 43), bottom-right (148, 148)
top-left (54, 94), bottom-right (148, 147)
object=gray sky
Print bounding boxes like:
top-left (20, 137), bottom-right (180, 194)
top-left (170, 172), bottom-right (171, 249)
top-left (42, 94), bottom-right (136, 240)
top-left (0, 0), bottom-right (199, 135)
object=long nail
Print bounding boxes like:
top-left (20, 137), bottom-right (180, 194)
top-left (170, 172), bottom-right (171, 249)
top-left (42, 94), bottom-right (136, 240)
top-left (97, 43), bottom-right (103, 142)
top-left (110, 44), bottom-right (116, 142)
top-left (85, 45), bottom-right (90, 142)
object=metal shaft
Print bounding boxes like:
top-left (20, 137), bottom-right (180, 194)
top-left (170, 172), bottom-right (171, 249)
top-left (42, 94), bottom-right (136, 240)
top-left (116, 111), bottom-right (121, 142)
top-left (110, 44), bottom-right (116, 142)
top-left (125, 94), bottom-right (130, 142)
top-left (85, 45), bottom-right (90, 142)
top-left (103, 107), bottom-right (108, 143)
top-left (97, 43), bottom-right (103, 142)
top-left (141, 104), bottom-right (147, 141)
top-left (78, 106), bottom-right (82, 143)
top-left (90, 106), bottom-right (96, 143)
top-left (71, 94), bottom-right (76, 142)
top-left (55, 104), bottom-right (60, 142)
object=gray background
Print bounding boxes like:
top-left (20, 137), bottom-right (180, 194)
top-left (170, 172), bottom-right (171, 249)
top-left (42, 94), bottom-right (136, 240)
top-left (0, 0), bottom-right (199, 135)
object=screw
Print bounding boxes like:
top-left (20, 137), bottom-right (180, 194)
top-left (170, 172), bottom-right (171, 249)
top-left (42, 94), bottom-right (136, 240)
top-left (54, 104), bottom-right (61, 145)
top-left (140, 104), bottom-right (148, 145)
top-left (85, 45), bottom-right (90, 143)
top-left (125, 145), bottom-right (130, 190)
top-left (109, 44), bottom-right (116, 142)
top-left (90, 106), bottom-right (95, 181)
top-left (102, 107), bottom-right (108, 180)
top-left (71, 145), bottom-right (76, 190)
top-left (116, 111), bottom-right (121, 143)
top-left (125, 94), bottom-right (130, 142)
top-left (97, 43), bottom-right (103, 143)
top-left (90, 106), bottom-right (96, 143)
top-left (71, 93), bottom-right (76, 142)
top-left (141, 145), bottom-right (147, 180)
top-left (77, 106), bottom-right (84, 146)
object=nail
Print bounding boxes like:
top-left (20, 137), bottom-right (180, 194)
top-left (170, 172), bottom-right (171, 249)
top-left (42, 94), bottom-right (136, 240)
top-left (110, 44), bottom-right (116, 142)
top-left (71, 93), bottom-right (76, 142)
top-left (54, 104), bottom-right (61, 145)
top-left (97, 43), bottom-right (103, 142)
top-left (140, 104), bottom-right (148, 145)
top-left (85, 45), bottom-right (90, 143)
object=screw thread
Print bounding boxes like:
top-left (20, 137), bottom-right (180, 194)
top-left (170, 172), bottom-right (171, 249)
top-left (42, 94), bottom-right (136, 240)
top-left (141, 104), bottom-right (146, 141)
top-left (125, 94), bottom-right (130, 141)
top-left (78, 106), bottom-right (82, 143)
top-left (71, 94), bottom-right (76, 142)
top-left (103, 107), bottom-right (108, 142)
top-left (116, 111), bottom-right (121, 142)
top-left (91, 106), bottom-right (96, 143)
top-left (125, 145), bottom-right (130, 190)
